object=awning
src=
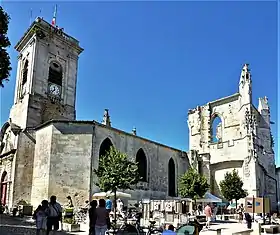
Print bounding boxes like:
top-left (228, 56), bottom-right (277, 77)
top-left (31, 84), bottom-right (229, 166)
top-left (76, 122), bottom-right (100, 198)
top-left (197, 192), bottom-right (222, 203)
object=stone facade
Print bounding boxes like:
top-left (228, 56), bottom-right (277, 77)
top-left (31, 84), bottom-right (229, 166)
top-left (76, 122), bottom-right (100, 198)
top-left (0, 17), bottom-right (277, 212)
top-left (188, 64), bottom-right (277, 210)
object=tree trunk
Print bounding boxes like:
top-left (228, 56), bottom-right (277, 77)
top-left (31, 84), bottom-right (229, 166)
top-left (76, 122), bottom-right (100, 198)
top-left (113, 190), bottom-right (117, 235)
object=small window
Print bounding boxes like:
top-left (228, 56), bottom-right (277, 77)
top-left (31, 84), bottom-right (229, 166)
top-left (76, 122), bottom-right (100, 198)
top-left (22, 60), bottom-right (28, 85)
top-left (48, 61), bottom-right (62, 86)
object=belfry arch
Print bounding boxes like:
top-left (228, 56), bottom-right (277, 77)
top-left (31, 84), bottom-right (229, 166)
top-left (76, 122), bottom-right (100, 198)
top-left (136, 148), bottom-right (148, 182)
top-left (99, 137), bottom-right (113, 157)
top-left (168, 158), bottom-right (176, 197)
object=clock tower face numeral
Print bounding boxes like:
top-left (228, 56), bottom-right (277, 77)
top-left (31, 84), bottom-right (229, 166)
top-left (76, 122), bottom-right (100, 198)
top-left (49, 83), bottom-right (61, 97)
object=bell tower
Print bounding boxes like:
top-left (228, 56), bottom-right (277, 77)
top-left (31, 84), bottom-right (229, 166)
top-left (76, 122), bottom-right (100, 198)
top-left (9, 17), bottom-right (83, 129)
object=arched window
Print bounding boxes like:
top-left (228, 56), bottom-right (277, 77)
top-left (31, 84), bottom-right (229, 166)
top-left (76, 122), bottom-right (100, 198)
top-left (48, 61), bottom-right (62, 86)
top-left (136, 148), bottom-right (148, 182)
top-left (0, 171), bottom-right (8, 205)
top-left (211, 115), bottom-right (223, 143)
top-left (21, 60), bottom-right (29, 96)
top-left (168, 158), bottom-right (176, 197)
top-left (99, 138), bottom-right (113, 158)
top-left (22, 60), bottom-right (28, 85)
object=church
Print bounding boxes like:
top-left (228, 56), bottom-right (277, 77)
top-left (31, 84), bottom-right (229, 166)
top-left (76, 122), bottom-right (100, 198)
top-left (0, 17), bottom-right (277, 210)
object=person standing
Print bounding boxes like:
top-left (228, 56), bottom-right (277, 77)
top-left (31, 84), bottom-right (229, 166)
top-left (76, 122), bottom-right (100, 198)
top-left (66, 196), bottom-right (74, 208)
top-left (89, 200), bottom-right (98, 235)
top-left (95, 199), bottom-right (110, 235)
top-left (237, 203), bottom-right (244, 223)
top-left (105, 196), bottom-right (112, 213)
top-left (46, 195), bottom-right (62, 235)
top-left (204, 203), bottom-right (212, 229)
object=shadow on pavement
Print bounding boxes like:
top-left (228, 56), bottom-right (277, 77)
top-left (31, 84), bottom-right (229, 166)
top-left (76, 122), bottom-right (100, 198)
top-left (0, 214), bottom-right (84, 235)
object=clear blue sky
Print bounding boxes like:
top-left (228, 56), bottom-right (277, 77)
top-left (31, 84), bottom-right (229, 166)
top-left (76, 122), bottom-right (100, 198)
top-left (1, 1), bottom-right (278, 163)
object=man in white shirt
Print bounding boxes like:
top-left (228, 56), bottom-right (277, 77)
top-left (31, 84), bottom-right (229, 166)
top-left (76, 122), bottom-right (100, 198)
top-left (46, 195), bottom-right (62, 235)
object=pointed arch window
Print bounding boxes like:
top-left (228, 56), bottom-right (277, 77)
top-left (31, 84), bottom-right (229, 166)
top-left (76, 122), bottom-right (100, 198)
top-left (168, 158), bottom-right (176, 197)
top-left (136, 148), bottom-right (148, 182)
top-left (48, 61), bottom-right (62, 86)
top-left (99, 138), bottom-right (113, 158)
top-left (21, 60), bottom-right (29, 96)
top-left (211, 115), bottom-right (223, 143)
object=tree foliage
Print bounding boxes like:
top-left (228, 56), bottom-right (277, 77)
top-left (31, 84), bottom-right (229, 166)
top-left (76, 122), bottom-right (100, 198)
top-left (0, 6), bottom-right (12, 87)
top-left (178, 168), bottom-right (209, 202)
top-left (219, 169), bottom-right (248, 202)
top-left (94, 146), bottom-right (141, 193)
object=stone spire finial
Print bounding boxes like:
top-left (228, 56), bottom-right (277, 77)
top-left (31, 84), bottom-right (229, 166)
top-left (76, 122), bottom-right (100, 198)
top-left (239, 63), bottom-right (251, 84)
top-left (132, 127), bottom-right (137, 135)
top-left (102, 109), bottom-right (111, 127)
top-left (258, 96), bottom-right (269, 112)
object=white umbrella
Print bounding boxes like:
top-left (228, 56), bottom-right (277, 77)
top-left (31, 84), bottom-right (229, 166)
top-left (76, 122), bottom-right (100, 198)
top-left (92, 191), bottom-right (131, 199)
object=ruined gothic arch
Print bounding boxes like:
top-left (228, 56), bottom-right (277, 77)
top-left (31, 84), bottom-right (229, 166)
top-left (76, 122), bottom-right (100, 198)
top-left (210, 113), bottom-right (224, 143)
top-left (0, 171), bottom-right (8, 205)
top-left (135, 148), bottom-right (149, 182)
top-left (168, 157), bottom-right (177, 197)
top-left (99, 137), bottom-right (114, 158)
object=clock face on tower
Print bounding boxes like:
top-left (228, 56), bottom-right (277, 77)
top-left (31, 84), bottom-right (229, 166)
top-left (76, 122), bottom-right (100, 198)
top-left (48, 83), bottom-right (61, 97)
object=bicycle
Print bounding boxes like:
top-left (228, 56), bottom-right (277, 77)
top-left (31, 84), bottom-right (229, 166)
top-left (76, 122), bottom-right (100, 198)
top-left (74, 208), bottom-right (88, 223)
top-left (146, 220), bottom-right (163, 235)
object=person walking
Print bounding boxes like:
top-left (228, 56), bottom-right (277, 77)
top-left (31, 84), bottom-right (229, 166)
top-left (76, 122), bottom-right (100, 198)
top-left (204, 203), bottom-right (212, 229)
top-left (95, 199), bottom-right (110, 235)
top-left (89, 200), bottom-right (98, 235)
top-left (46, 195), bottom-right (62, 235)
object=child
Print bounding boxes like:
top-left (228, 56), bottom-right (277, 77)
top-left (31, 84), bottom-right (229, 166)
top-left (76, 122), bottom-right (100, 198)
top-left (33, 200), bottom-right (49, 235)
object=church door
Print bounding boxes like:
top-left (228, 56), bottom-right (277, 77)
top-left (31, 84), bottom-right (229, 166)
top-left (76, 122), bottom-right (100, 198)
top-left (1, 172), bottom-right (8, 205)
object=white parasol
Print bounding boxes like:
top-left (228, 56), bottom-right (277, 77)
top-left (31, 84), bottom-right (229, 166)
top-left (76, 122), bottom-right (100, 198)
top-left (92, 191), bottom-right (131, 199)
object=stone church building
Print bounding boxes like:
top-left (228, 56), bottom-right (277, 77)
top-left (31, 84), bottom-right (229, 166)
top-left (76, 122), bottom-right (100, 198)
top-left (0, 17), bottom-right (277, 210)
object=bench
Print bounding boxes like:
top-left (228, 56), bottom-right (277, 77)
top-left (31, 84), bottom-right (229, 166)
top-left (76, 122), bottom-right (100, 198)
top-left (261, 225), bottom-right (280, 234)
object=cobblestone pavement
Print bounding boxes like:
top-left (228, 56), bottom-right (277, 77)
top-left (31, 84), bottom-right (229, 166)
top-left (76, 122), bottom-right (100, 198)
top-left (0, 214), bottom-right (88, 235)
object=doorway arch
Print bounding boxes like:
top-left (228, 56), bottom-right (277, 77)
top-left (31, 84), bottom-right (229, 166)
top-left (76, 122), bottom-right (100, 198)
top-left (1, 171), bottom-right (8, 205)
top-left (168, 158), bottom-right (176, 197)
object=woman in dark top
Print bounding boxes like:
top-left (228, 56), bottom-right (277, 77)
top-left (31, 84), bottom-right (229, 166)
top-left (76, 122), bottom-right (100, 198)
top-left (89, 200), bottom-right (98, 235)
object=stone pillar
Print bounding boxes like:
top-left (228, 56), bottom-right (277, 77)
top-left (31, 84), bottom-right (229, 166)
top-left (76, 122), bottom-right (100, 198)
top-left (202, 153), bottom-right (211, 185)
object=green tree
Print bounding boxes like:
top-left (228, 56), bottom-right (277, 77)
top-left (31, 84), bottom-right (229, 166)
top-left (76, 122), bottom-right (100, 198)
top-left (94, 146), bottom-right (140, 221)
top-left (219, 169), bottom-right (248, 208)
top-left (178, 168), bottom-right (209, 204)
top-left (0, 6), bottom-right (12, 87)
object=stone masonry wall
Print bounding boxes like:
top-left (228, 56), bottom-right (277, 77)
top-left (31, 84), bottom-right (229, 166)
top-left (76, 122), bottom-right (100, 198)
top-left (13, 131), bottom-right (36, 205)
top-left (48, 122), bottom-right (93, 207)
top-left (30, 126), bottom-right (53, 207)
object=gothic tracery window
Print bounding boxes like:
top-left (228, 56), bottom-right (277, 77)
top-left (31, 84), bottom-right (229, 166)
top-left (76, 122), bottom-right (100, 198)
top-left (48, 61), bottom-right (63, 86)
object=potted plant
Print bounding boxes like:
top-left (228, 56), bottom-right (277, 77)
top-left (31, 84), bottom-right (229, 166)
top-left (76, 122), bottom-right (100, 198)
top-left (62, 208), bottom-right (80, 232)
